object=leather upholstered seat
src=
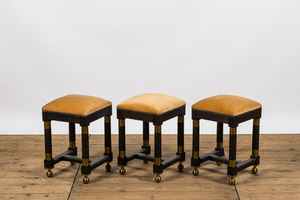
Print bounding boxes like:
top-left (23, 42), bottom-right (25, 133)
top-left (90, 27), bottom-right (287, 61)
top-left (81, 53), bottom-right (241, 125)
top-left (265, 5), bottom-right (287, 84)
top-left (192, 95), bottom-right (261, 116)
top-left (117, 93), bottom-right (186, 115)
top-left (42, 94), bottom-right (112, 116)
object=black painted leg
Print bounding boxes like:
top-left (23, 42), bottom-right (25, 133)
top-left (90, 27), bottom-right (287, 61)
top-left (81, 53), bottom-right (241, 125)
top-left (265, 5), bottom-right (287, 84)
top-left (142, 122), bottom-right (150, 163)
top-left (216, 122), bottom-right (224, 166)
top-left (118, 119), bottom-right (127, 175)
top-left (69, 123), bottom-right (77, 165)
top-left (177, 116), bottom-right (184, 171)
top-left (191, 119), bottom-right (200, 176)
top-left (228, 127), bottom-right (237, 185)
top-left (251, 118), bottom-right (260, 174)
top-left (154, 125), bottom-right (162, 182)
top-left (81, 126), bottom-right (91, 184)
top-left (105, 116), bottom-right (112, 171)
top-left (44, 121), bottom-right (54, 177)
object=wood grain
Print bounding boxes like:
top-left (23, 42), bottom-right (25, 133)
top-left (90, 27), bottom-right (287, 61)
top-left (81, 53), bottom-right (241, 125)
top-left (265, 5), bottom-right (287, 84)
top-left (0, 134), bottom-right (299, 200)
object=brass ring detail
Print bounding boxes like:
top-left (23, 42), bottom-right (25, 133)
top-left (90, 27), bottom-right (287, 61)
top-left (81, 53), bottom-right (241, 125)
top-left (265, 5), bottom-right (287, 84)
top-left (193, 120), bottom-right (199, 127)
top-left (119, 119), bottom-right (125, 127)
top-left (44, 122), bottom-right (51, 129)
top-left (82, 127), bottom-right (88, 134)
top-left (254, 118), bottom-right (260, 126)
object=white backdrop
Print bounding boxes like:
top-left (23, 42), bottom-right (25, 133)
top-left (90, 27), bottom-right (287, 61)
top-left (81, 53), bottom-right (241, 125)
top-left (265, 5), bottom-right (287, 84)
top-left (1, 1), bottom-right (300, 135)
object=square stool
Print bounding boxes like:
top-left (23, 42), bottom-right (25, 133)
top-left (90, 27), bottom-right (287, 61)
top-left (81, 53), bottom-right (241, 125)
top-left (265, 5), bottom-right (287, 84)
top-left (191, 95), bottom-right (262, 185)
top-left (117, 93), bottom-right (186, 183)
top-left (42, 94), bottom-right (113, 184)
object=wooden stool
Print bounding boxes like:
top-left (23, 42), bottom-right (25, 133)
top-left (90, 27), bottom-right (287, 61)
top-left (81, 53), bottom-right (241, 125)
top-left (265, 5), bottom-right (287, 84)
top-left (117, 93), bottom-right (186, 183)
top-left (191, 95), bottom-right (262, 185)
top-left (42, 94), bottom-right (113, 184)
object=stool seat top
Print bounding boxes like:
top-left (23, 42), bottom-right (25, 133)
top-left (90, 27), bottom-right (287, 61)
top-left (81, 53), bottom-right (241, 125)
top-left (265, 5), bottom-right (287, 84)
top-left (42, 94), bottom-right (112, 116)
top-left (192, 95), bottom-right (261, 116)
top-left (117, 93), bottom-right (186, 115)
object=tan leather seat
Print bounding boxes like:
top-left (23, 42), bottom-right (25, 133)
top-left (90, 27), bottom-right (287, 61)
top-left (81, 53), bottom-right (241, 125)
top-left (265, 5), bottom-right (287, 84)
top-left (42, 94), bottom-right (112, 116)
top-left (117, 93), bottom-right (186, 115)
top-left (192, 95), bottom-right (262, 116)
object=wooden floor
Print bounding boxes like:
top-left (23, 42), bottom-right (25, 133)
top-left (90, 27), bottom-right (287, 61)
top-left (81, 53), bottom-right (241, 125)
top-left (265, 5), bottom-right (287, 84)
top-left (0, 134), bottom-right (299, 200)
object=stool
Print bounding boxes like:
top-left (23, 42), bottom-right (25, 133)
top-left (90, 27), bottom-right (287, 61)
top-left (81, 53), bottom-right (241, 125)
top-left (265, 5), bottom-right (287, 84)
top-left (191, 95), bottom-right (262, 185)
top-left (42, 94), bottom-right (113, 184)
top-left (117, 93), bottom-right (186, 183)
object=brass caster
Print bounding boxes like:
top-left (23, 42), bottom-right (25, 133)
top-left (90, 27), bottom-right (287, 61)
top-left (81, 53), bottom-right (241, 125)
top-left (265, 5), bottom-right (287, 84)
top-left (83, 176), bottom-right (89, 184)
top-left (178, 163), bottom-right (184, 171)
top-left (216, 162), bottom-right (222, 166)
top-left (229, 178), bottom-right (235, 185)
top-left (70, 162), bottom-right (75, 165)
top-left (119, 167), bottom-right (126, 175)
top-left (143, 160), bottom-right (149, 164)
top-left (192, 168), bottom-right (199, 176)
top-left (251, 166), bottom-right (258, 174)
top-left (46, 170), bottom-right (53, 178)
top-left (105, 163), bottom-right (111, 172)
top-left (155, 175), bottom-right (161, 183)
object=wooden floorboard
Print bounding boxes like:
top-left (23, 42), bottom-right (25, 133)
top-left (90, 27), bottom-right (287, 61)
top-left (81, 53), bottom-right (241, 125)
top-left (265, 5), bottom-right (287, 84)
top-left (0, 134), bottom-right (299, 199)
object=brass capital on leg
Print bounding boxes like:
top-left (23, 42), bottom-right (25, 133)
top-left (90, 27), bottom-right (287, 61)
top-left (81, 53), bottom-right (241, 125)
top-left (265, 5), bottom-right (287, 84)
top-left (193, 151), bottom-right (199, 159)
top-left (155, 157), bottom-right (161, 165)
top-left (119, 151), bottom-right (125, 158)
top-left (178, 146), bottom-right (184, 154)
top-left (44, 121), bottom-right (51, 129)
top-left (143, 140), bottom-right (149, 147)
top-left (252, 149), bottom-right (259, 157)
top-left (69, 141), bottom-right (76, 148)
top-left (217, 142), bottom-right (223, 149)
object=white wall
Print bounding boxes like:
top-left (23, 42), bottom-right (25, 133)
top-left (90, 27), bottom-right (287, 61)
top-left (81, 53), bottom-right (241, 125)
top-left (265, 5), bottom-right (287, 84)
top-left (1, 1), bottom-right (300, 135)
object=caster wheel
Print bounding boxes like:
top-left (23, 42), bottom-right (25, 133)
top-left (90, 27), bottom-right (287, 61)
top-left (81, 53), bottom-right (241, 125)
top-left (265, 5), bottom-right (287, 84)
top-left (119, 167), bottom-right (126, 175)
top-left (143, 160), bottom-right (149, 164)
top-left (46, 170), bottom-right (53, 178)
top-left (83, 176), bottom-right (89, 184)
top-left (229, 178), bottom-right (235, 185)
top-left (216, 162), bottom-right (222, 166)
top-left (178, 163), bottom-right (184, 171)
top-left (155, 175), bottom-right (161, 183)
top-left (192, 168), bottom-right (199, 176)
top-left (70, 162), bottom-right (75, 165)
top-left (251, 166), bottom-right (258, 174)
top-left (105, 163), bottom-right (111, 172)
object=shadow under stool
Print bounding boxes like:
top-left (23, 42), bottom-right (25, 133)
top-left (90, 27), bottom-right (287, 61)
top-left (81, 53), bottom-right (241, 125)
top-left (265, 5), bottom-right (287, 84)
top-left (42, 94), bottom-right (113, 184)
top-left (190, 95), bottom-right (262, 185)
top-left (117, 93), bottom-right (186, 183)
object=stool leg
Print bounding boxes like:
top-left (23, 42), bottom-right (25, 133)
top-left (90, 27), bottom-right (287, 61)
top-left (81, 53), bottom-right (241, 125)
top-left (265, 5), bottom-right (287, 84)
top-left (104, 116), bottom-right (112, 171)
top-left (69, 123), bottom-right (77, 165)
top-left (177, 115), bottom-right (184, 171)
top-left (228, 127), bottom-right (237, 185)
top-left (251, 118), bottom-right (260, 174)
top-left (191, 119), bottom-right (200, 176)
top-left (118, 119), bottom-right (126, 175)
top-left (44, 121), bottom-right (54, 177)
top-left (142, 122), bottom-right (150, 163)
top-left (216, 122), bottom-right (224, 166)
top-left (154, 125), bottom-right (162, 183)
top-left (81, 126), bottom-right (91, 184)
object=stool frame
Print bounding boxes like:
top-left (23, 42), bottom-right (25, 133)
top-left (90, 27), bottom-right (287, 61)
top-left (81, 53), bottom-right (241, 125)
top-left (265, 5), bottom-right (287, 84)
top-left (42, 105), bottom-right (113, 184)
top-left (117, 105), bottom-right (186, 183)
top-left (191, 107), bottom-right (261, 185)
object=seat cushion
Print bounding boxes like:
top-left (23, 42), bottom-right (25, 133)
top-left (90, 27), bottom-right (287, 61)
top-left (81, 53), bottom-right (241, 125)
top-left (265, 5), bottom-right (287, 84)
top-left (42, 94), bottom-right (112, 116)
top-left (192, 95), bottom-right (262, 116)
top-left (117, 93), bottom-right (186, 115)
